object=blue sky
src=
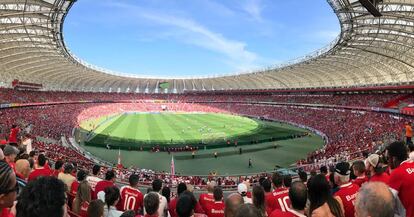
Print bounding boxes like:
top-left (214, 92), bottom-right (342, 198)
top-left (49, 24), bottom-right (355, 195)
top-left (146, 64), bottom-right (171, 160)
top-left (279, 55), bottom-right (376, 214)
top-left (64, 0), bottom-right (339, 78)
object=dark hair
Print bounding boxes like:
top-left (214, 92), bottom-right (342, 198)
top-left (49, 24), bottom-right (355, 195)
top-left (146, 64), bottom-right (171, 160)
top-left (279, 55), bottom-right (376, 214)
top-left (176, 191), bottom-right (197, 217)
top-left (0, 161), bottom-right (15, 198)
top-left (120, 210), bottom-right (136, 217)
top-left (320, 166), bottom-right (328, 174)
top-left (87, 200), bottom-right (104, 217)
top-left (289, 181), bottom-right (307, 211)
top-left (129, 174), bottom-right (139, 187)
top-left (16, 177), bottom-right (67, 217)
top-left (77, 169), bottom-right (88, 182)
top-left (63, 163), bottom-right (74, 174)
top-left (352, 160), bottom-right (366, 174)
top-left (252, 186), bottom-right (265, 214)
top-left (177, 183), bottom-right (187, 196)
top-left (308, 174), bottom-right (343, 217)
top-left (283, 175), bottom-right (292, 188)
top-left (144, 192), bottom-right (160, 215)
top-left (261, 179), bottom-right (271, 192)
top-left (162, 186), bottom-right (171, 203)
top-left (298, 171), bottom-right (307, 183)
top-left (271, 172), bottom-right (283, 188)
top-left (152, 179), bottom-right (162, 192)
top-left (213, 186), bottom-right (223, 201)
top-left (92, 165), bottom-right (101, 176)
top-left (105, 170), bottom-right (116, 181)
top-left (104, 186), bottom-right (120, 210)
top-left (37, 154), bottom-right (47, 167)
top-left (29, 150), bottom-right (37, 158)
top-left (234, 204), bottom-right (263, 217)
top-left (386, 141), bottom-right (408, 162)
top-left (54, 160), bottom-right (64, 170)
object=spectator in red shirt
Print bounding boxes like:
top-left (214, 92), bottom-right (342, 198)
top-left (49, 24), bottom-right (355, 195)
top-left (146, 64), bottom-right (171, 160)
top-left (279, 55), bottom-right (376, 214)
top-left (117, 174), bottom-right (144, 213)
top-left (365, 154), bottom-right (390, 184)
top-left (351, 161), bottom-right (368, 187)
top-left (355, 182), bottom-right (394, 217)
top-left (143, 192), bottom-right (160, 217)
top-left (333, 162), bottom-right (359, 217)
top-left (94, 170), bottom-right (116, 201)
top-left (8, 125), bottom-right (20, 146)
top-left (52, 160), bottom-right (64, 177)
top-left (72, 170), bottom-right (91, 217)
top-left (169, 183), bottom-right (187, 217)
top-left (270, 181), bottom-right (307, 217)
top-left (387, 141), bottom-right (414, 217)
top-left (3, 145), bottom-right (19, 172)
top-left (199, 181), bottom-right (216, 213)
top-left (0, 161), bottom-right (17, 217)
top-left (28, 154), bottom-right (52, 182)
top-left (205, 187), bottom-right (224, 217)
top-left (266, 173), bottom-right (290, 215)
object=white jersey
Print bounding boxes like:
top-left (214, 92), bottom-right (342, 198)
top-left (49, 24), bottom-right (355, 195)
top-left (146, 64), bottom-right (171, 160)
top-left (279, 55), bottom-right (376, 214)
top-left (86, 176), bottom-right (102, 191)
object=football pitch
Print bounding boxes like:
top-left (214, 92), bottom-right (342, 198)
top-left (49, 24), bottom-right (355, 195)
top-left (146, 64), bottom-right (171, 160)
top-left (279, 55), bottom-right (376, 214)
top-left (82, 113), bottom-right (305, 149)
top-left (78, 112), bottom-right (324, 174)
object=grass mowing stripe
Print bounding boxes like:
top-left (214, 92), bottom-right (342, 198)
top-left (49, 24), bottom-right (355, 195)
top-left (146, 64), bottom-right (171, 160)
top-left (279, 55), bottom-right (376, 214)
top-left (159, 114), bottom-right (197, 141)
top-left (146, 114), bottom-right (165, 141)
top-left (97, 114), bottom-right (127, 136)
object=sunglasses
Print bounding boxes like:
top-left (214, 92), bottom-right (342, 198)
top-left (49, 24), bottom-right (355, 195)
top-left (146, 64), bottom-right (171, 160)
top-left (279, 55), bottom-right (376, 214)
top-left (0, 183), bottom-right (18, 195)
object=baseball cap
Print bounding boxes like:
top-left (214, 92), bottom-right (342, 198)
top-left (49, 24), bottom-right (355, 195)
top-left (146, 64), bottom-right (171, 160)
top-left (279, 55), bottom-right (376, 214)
top-left (365, 154), bottom-right (380, 168)
top-left (3, 145), bottom-right (19, 156)
top-left (237, 183), bottom-right (247, 194)
top-left (335, 162), bottom-right (351, 176)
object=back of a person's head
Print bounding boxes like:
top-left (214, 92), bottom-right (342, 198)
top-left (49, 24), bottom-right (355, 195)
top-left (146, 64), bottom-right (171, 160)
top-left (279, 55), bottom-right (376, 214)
top-left (162, 186), bottom-right (171, 202)
top-left (308, 175), bottom-right (343, 217)
top-left (283, 175), bottom-right (292, 188)
top-left (77, 169), bottom-right (88, 182)
top-left (152, 179), bottom-right (162, 192)
top-left (289, 181), bottom-right (307, 211)
top-left (105, 170), bottom-right (115, 181)
top-left (177, 182), bottom-right (187, 196)
top-left (252, 185), bottom-right (265, 212)
top-left (213, 186), bottom-right (223, 201)
top-left (408, 142), bottom-right (414, 152)
top-left (234, 204), bottom-right (263, 217)
top-left (355, 182), bottom-right (394, 217)
top-left (63, 163), bottom-right (74, 174)
top-left (37, 154), bottom-right (47, 167)
top-left (386, 141), bottom-right (408, 162)
top-left (144, 192), bottom-right (160, 215)
top-left (207, 180), bottom-right (217, 193)
top-left (16, 176), bottom-right (66, 217)
top-left (261, 179), bottom-right (271, 192)
top-left (176, 191), bottom-right (197, 217)
top-left (298, 171), bottom-right (308, 183)
top-left (120, 210), bottom-right (135, 217)
top-left (87, 199), bottom-right (105, 217)
top-left (225, 193), bottom-right (244, 217)
top-left (29, 150), bottom-right (37, 158)
top-left (352, 160), bottom-right (366, 175)
top-left (92, 165), bottom-right (101, 176)
top-left (271, 172), bottom-right (283, 188)
top-left (104, 186), bottom-right (120, 207)
top-left (129, 174), bottom-right (139, 187)
top-left (0, 161), bottom-right (15, 208)
top-left (54, 160), bottom-right (63, 170)
top-left (320, 166), bottom-right (328, 174)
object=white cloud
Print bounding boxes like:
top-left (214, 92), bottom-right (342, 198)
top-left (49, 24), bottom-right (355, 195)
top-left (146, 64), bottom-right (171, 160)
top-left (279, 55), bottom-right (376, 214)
top-left (110, 2), bottom-right (260, 71)
top-left (241, 0), bottom-right (265, 22)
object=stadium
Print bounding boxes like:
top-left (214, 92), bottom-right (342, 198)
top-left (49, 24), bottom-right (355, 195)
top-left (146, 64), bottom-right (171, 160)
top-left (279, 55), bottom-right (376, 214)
top-left (1, 0), bottom-right (414, 217)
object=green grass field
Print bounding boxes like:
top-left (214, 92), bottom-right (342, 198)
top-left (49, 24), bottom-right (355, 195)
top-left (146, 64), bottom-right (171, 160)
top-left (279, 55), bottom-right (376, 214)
top-left (82, 113), bottom-right (304, 149)
top-left (78, 112), bottom-right (324, 175)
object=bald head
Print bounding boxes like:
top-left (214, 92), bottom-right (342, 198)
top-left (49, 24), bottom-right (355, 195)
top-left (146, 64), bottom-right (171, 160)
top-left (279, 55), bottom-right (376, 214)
top-left (225, 193), bottom-right (244, 217)
top-left (355, 182), bottom-right (394, 217)
top-left (15, 159), bottom-right (30, 178)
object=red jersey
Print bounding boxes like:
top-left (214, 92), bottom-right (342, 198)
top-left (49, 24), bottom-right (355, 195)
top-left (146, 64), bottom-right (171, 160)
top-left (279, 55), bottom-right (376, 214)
top-left (71, 181), bottom-right (79, 196)
top-left (352, 176), bottom-right (368, 187)
top-left (389, 161), bottom-right (414, 217)
top-left (0, 208), bottom-right (14, 217)
top-left (267, 187), bottom-right (290, 214)
top-left (204, 201), bottom-right (225, 217)
top-left (94, 180), bottom-right (114, 199)
top-left (199, 193), bottom-right (214, 213)
top-left (28, 167), bottom-right (52, 182)
top-left (169, 197), bottom-right (178, 217)
top-left (8, 128), bottom-right (19, 143)
top-left (369, 172), bottom-right (390, 185)
top-left (334, 183), bottom-right (359, 217)
top-left (79, 201), bottom-right (89, 217)
top-left (117, 186), bottom-right (143, 212)
top-left (270, 209), bottom-right (306, 217)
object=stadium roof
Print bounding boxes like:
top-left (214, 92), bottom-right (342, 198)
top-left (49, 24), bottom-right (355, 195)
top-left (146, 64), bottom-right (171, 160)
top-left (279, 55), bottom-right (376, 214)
top-left (1, 0), bottom-right (414, 93)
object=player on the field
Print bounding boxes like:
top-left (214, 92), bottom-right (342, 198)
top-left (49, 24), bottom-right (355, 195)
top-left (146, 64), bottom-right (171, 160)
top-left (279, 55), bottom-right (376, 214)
top-left (117, 174), bottom-right (144, 213)
top-left (333, 162), bottom-right (359, 217)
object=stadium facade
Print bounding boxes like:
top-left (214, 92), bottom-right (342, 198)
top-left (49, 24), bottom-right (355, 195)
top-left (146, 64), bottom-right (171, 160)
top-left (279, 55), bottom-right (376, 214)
top-left (0, 0), bottom-right (413, 93)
